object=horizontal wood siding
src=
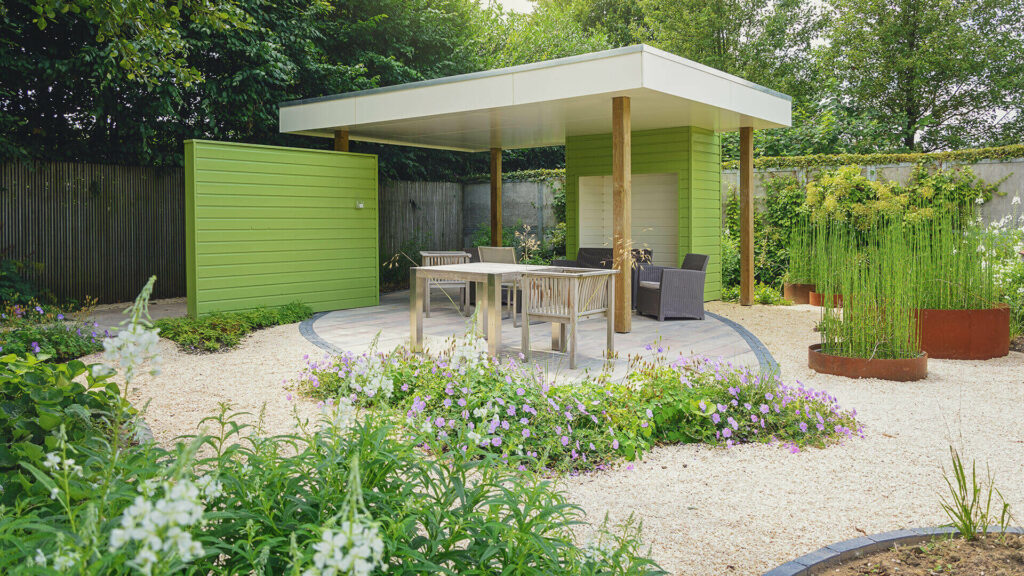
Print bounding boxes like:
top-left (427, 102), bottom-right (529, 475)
top-left (565, 126), bottom-right (722, 300)
top-left (0, 162), bottom-right (184, 303)
top-left (186, 140), bottom-right (378, 316)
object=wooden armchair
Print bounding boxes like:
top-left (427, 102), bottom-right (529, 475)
top-left (520, 268), bottom-right (615, 369)
top-left (419, 251), bottom-right (471, 317)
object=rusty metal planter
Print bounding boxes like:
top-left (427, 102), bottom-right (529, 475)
top-left (808, 344), bottom-right (928, 381)
top-left (914, 305), bottom-right (1010, 360)
top-left (783, 283), bottom-right (815, 304)
top-left (808, 291), bottom-right (843, 308)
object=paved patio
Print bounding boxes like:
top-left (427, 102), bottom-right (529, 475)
top-left (301, 289), bottom-right (774, 379)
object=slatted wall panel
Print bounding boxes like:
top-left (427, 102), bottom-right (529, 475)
top-left (379, 181), bottom-right (463, 258)
top-left (0, 162), bottom-right (185, 303)
top-left (185, 140), bottom-right (378, 316)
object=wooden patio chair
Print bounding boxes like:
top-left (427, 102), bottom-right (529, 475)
top-left (520, 268), bottom-right (615, 369)
top-left (476, 246), bottom-right (520, 327)
top-left (419, 251), bottom-right (471, 317)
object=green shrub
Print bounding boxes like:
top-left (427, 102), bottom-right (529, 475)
top-left (0, 353), bottom-right (132, 500)
top-left (720, 233), bottom-right (740, 288)
top-left (720, 283), bottom-right (791, 306)
top-left (0, 258), bottom-right (39, 305)
top-left (155, 302), bottom-right (313, 352)
top-left (724, 175), bottom-right (806, 287)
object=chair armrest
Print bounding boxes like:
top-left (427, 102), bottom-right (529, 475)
top-left (660, 268), bottom-right (706, 293)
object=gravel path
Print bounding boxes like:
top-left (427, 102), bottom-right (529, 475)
top-left (82, 302), bottom-right (1024, 575)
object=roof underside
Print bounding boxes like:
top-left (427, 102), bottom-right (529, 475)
top-left (278, 45), bottom-right (793, 153)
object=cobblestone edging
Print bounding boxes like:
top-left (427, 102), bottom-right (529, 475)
top-left (763, 526), bottom-right (1024, 576)
top-left (704, 311), bottom-right (780, 373)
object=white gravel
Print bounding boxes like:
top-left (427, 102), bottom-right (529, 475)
top-left (81, 302), bottom-right (1024, 575)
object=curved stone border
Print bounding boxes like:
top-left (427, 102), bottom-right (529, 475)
top-left (763, 525), bottom-right (1024, 576)
top-left (299, 311), bottom-right (344, 356)
top-left (705, 311), bottom-right (779, 373)
top-left (302, 309), bottom-right (779, 373)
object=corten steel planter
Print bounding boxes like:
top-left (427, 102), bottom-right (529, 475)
top-left (783, 282), bottom-right (815, 304)
top-left (914, 305), bottom-right (1010, 360)
top-left (808, 344), bottom-right (927, 381)
top-left (808, 291), bottom-right (843, 308)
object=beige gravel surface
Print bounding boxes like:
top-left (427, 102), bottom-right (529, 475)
top-left (82, 302), bottom-right (1024, 575)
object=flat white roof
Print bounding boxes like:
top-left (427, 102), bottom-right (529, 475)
top-left (278, 45), bottom-right (792, 152)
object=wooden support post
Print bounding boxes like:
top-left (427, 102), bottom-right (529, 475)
top-left (490, 147), bottom-right (502, 246)
top-left (612, 96), bottom-right (631, 333)
top-left (739, 126), bottom-right (754, 306)
top-left (333, 129), bottom-right (349, 152)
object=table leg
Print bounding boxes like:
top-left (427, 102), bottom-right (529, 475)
top-left (552, 323), bottom-right (566, 352)
top-left (606, 275), bottom-right (615, 357)
top-left (475, 281), bottom-right (487, 336)
top-left (410, 269), bottom-right (425, 352)
top-left (486, 275), bottom-right (502, 358)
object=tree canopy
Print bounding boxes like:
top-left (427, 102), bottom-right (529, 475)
top-left (1, 0), bottom-right (1022, 175)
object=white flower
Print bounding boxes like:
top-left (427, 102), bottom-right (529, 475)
top-left (109, 479), bottom-right (206, 574)
top-left (99, 323), bottom-right (162, 385)
top-left (1013, 196), bottom-right (1021, 205)
top-left (302, 518), bottom-right (385, 576)
top-left (43, 452), bottom-right (61, 470)
top-left (50, 487), bottom-right (60, 500)
top-left (975, 197), bottom-right (985, 205)
top-left (32, 549), bottom-right (45, 567)
top-left (320, 396), bottom-right (356, 432)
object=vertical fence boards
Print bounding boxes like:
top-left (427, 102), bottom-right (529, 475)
top-left (1, 162), bottom-right (184, 303)
top-left (379, 181), bottom-right (463, 258)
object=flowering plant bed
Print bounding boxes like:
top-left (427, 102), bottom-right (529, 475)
top-left (808, 344), bottom-right (928, 381)
top-left (294, 339), bottom-right (862, 472)
top-left (914, 305), bottom-right (1010, 359)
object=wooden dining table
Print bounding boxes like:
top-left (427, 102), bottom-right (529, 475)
top-left (409, 262), bottom-right (550, 357)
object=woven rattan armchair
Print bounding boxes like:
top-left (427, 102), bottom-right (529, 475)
top-left (635, 253), bottom-right (709, 321)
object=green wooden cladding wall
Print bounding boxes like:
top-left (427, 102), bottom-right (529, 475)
top-left (565, 126), bottom-right (722, 300)
top-left (185, 140), bottom-right (379, 317)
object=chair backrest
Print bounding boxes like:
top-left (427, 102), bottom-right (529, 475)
top-left (420, 251), bottom-right (471, 267)
top-left (522, 271), bottom-right (611, 318)
top-left (576, 247), bottom-right (613, 268)
top-left (477, 246), bottom-right (517, 264)
top-left (681, 253), bottom-right (709, 272)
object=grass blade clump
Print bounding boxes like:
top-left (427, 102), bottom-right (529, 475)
top-left (785, 216), bottom-right (815, 285)
top-left (909, 212), bottom-right (999, 311)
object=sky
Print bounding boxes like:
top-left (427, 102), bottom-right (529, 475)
top-left (496, 0), bottom-right (536, 13)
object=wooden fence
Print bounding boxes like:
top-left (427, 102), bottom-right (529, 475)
top-left (1, 162), bottom-right (185, 303)
top-left (379, 181), bottom-right (463, 258)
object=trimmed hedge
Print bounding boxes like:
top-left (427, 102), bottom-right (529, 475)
top-left (721, 144), bottom-right (1024, 171)
top-left (462, 145), bottom-right (1024, 183)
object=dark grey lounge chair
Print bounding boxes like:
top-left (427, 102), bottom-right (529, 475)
top-left (553, 247), bottom-right (652, 308)
top-left (635, 254), bottom-right (709, 321)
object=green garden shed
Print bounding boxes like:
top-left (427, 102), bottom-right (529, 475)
top-left (278, 45), bottom-right (792, 332)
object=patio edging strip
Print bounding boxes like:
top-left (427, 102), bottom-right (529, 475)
top-left (299, 311), bottom-right (345, 356)
top-left (301, 308), bottom-right (779, 373)
top-left (762, 526), bottom-right (1024, 576)
top-left (704, 311), bottom-right (779, 373)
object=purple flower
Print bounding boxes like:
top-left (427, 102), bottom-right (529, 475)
top-left (722, 428), bottom-right (732, 438)
top-left (759, 404), bottom-right (769, 414)
top-left (434, 417), bottom-right (446, 427)
top-left (57, 313), bottom-right (64, 320)
top-left (711, 413), bottom-right (721, 424)
top-left (799, 422), bottom-right (808, 433)
top-left (560, 436), bottom-right (569, 446)
top-left (645, 408), bottom-right (654, 418)
top-left (491, 437), bottom-right (502, 447)
top-left (699, 400), bottom-right (707, 411)
top-left (612, 439), bottom-right (619, 450)
top-left (727, 417), bottom-right (738, 430)
top-left (516, 387), bottom-right (525, 396)
top-left (31, 342), bottom-right (40, 354)
top-left (522, 429), bottom-right (531, 438)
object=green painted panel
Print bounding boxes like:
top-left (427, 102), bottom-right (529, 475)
top-left (185, 140), bottom-right (378, 316)
top-left (565, 126), bottom-right (722, 300)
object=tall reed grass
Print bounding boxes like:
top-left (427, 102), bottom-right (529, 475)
top-left (786, 217), bottom-right (815, 284)
top-left (907, 212), bottom-right (999, 310)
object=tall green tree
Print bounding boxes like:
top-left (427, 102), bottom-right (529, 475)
top-left (538, 0), bottom-right (648, 47)
top-left (822, 0), bottom-right (1024, 150)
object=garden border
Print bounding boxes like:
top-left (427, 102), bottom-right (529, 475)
top-left (762, 525), bottom-right (1024, 576)
top-left (300, 308), bottom-right (779, 373)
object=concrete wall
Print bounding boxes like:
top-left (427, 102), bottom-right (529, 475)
top-left (721, 158), bottom-right (1024, 224)
top-left (462, 180), bottom-right (558, 248)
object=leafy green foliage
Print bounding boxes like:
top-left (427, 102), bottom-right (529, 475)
top-left (720, 144), bottom-right (1024, 171)
top-left (155, 302), bottom-right (313, 352)
top-left (0, 302), bottom-right (103, 362)
top-left (724, 175), bottom-right (807, 287)
top-left (940, 447), bottom-right (1014, 541)
top-left (721, 283), bottom-right (792, 306)
top-left (0, 353), bottom-right (129, 493)
top-left (631, 355), bottom-right (859, 449)
top-left (0, 259), bottom-right (39, 305)
top-left (821, 0), bottom-right (1024, 150)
